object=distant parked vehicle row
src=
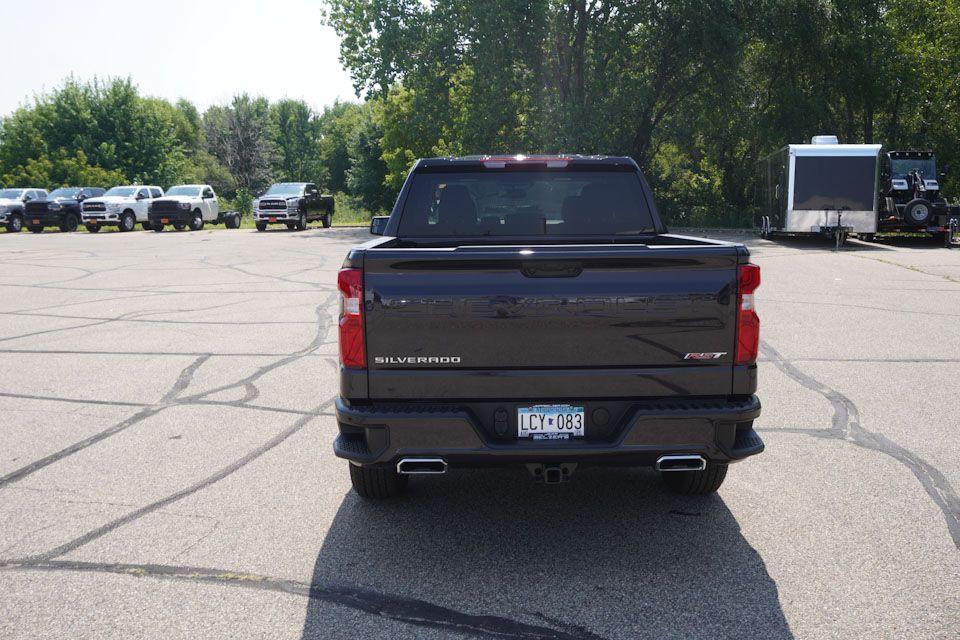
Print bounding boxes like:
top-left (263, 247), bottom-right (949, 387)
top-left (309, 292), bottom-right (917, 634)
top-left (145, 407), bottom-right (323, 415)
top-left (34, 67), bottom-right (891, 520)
top-left (3, 181), bottom-right (336, 234)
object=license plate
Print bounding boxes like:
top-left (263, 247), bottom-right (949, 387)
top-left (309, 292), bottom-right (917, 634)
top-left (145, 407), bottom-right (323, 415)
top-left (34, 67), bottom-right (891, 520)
top-left (89, 219), bottom-right (97, 225)
top-left (517, 404), bottom-right (585, 440)
top-left (161, 218), bottom-right (169, 224)
top-left (32, 219), bottom-right (40, 225)
top-left (269, 217), bottom-right (277, 222)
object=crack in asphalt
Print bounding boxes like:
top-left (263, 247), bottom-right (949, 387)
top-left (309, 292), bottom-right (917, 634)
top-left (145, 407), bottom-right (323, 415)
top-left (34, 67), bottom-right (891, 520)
top-left (0, 355), bottom-right (210, 489)
top-left (0, 560), bottom-right (605, 640)
top-left (28, 396), bottom-right (334, 562)
top-left (761, 341), bottom-right (960, 548)
top-left (851, 254), bottom-right (960, 285)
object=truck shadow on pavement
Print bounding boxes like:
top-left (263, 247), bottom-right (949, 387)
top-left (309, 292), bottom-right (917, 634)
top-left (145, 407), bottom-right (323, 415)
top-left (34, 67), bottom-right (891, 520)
top-left (301, 466), bottom-right (793, 640)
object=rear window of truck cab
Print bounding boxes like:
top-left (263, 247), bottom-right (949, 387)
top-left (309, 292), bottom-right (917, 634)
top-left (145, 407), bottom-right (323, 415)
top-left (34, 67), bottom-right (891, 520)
top-left (396, 170), bottom-right (656, 236)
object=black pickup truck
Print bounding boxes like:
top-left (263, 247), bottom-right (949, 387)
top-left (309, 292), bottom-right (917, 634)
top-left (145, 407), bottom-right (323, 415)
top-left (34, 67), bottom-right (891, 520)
top-left (334, 155), bottom-right (763, 498)
top-left (23, 187), bottom-right (105, 233)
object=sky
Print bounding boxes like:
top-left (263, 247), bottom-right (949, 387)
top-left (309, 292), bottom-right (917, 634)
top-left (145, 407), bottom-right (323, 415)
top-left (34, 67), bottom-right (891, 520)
top-left (0, 0), bottom-right (359, 117)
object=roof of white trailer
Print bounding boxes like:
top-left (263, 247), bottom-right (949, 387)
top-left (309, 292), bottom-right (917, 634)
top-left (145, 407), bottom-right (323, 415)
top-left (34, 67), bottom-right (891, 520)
top-left (789, 144), bottom-right (882, 157)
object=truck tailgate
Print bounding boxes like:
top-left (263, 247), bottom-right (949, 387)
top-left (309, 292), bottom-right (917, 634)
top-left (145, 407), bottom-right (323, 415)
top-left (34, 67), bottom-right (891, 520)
top-left (362, 244), bottom-right (741, 400)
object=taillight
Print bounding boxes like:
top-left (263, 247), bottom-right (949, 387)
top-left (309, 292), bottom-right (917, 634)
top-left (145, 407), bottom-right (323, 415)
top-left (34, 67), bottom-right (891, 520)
top-left (337, 268), bottom-right (365, 368)
top-left (735, 263), bottom-right (761, 365)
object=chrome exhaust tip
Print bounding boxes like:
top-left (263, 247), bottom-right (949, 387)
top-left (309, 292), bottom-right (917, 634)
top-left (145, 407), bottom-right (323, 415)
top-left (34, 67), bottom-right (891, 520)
top-left (655, 454), bottom-right (707, 472)
top-left (396, 458), bottom-right (448, 475)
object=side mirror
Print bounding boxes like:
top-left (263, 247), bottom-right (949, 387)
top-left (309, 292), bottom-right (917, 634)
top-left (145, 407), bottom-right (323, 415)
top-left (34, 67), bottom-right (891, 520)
top-left (78, 193), bottom-right (87, 201)
top-left (370, 216), bottom-right (389, 236)
top-left (136, 193), bottom-right (145, 200)
top-left (23, 194), bottom-right (33, 202)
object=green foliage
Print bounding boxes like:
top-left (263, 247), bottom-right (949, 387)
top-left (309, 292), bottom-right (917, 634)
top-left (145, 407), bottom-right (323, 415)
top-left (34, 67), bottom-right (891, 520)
top-left (325, 0), bottom-right (960, 226)
top-left (346, 105), bottom-right (392, 211)
top-left (2, 149), bottom-right (126, 188)
top-left (234, 187), bottom-right (254, 216)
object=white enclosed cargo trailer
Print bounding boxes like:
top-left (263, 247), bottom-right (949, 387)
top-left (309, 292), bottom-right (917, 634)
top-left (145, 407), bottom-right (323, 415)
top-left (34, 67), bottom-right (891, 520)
top-left (758, 136), bottom-right (881, 240)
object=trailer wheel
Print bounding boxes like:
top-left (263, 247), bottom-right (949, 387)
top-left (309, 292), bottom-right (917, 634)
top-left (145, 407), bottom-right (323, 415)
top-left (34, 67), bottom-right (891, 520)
top-left (225, 214), bottom-right (240, 229)
top-left (904, 199), bottom-right (932, 225)
top-left (662, 462), bottom-right (728, 495)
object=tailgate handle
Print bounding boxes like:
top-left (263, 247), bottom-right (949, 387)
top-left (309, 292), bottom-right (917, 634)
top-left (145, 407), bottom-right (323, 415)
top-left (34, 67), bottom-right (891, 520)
top-left (521, 261), bottom-right (582, 278)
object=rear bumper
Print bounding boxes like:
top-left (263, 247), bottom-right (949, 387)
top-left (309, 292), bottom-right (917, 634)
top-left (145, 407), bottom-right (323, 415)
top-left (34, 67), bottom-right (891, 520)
top-left (334, 395), bottom-right (763, 467)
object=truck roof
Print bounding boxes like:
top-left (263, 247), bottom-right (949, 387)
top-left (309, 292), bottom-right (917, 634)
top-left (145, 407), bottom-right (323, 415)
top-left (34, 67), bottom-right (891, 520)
top-left (414, 154), bottom-right (640, 170)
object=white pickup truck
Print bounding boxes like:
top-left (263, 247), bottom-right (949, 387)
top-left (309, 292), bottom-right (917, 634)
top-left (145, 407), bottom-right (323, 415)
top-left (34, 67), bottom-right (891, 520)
top-left (81, 185), bottom-right (164, 232)
top-left (148, 184), bottom-right (240, 232)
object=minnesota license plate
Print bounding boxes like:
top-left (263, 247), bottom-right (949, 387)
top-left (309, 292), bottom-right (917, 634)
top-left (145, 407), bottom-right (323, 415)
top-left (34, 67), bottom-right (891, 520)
top-left (161, 218), bottom-right (169, 224)
top-left (269, 217), bottom-right (277, 222)
top-left (517, 404), bottom-right (585, 440)
top-left (32, 219), bottom-right (40, 225)
top-left (89, 219), bottom-right (97, 224)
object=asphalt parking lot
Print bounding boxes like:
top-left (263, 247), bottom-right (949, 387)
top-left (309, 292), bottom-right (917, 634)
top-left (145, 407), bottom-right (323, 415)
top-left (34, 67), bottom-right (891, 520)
top-left (0, 227), bottom-right (958, 639)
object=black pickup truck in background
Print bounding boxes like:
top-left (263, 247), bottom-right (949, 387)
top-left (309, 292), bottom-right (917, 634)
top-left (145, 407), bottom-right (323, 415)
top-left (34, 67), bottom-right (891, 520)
top-left (24, 187), bottom-right (105, 233)
top-left (334, 155), bottom-right (763, 498)
top-left (253, 182), bottom-right (334, 231)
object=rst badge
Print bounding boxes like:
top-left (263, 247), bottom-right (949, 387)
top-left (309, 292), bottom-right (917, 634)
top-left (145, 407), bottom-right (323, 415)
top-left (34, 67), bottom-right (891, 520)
top-left (683, 352), bottom-right (727, 360)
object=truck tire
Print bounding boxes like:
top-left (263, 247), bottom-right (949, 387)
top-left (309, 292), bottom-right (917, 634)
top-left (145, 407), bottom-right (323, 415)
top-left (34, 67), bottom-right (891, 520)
top-left (296, 212), bottom-right (307, 231)
top-left (286, 222), bottom-right (297, 230)
top-left (349, 463), bottom-right (408, 499)
top-left (189, 211), bottom-right (204, 231)
top-left (59, 213), bottom-right (78, 232)
top-left (142, 222), bottom-right (154, 231)
top-left (256, 221), bottom-right (267, 232)
top-left (7, 214), bottom-right (23, 233)
top-left (225, 214), bottom-right (240, 229)
top-left (904, 199), bottom-right (932, 225)
top-left (322, 213), bottom-right (332, 228)
top-left (173, 222), bottom-right (186, 231)
top-left (153, 224), bottom-right (165, 232)
top-left (119, 212), bottom-right (136, 232)
top-left (85, 224), bottom-right (100, 233)
top-left (28, 226), bottom-right (43, 234)
top-left (661, 462), bottom-right (728, 495)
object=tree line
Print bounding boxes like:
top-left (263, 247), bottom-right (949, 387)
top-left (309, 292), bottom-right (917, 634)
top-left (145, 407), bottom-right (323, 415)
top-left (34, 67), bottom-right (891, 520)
top-left (2, 1), bottom-right (957, 226)
top-left (0, 78), bottom-right (384, 215)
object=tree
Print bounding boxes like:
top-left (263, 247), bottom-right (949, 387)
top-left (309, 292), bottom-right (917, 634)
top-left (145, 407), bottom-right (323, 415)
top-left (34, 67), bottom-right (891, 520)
top-left (203, 94), bottom-right (276, 192)
top-left (270, 99), bottom-right (324, 184)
